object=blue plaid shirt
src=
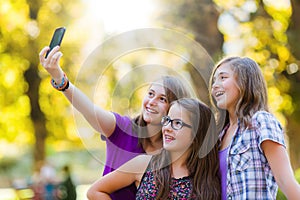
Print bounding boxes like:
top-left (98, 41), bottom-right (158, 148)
top-left (220, 111), bottom-right (286, 200)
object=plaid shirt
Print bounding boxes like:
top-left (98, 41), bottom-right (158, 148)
top-left (220, 111), bottom-right (286, 200)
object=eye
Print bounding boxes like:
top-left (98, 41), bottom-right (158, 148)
top-left (159, 96), bottom-right (167, 103)
top-left (220, 73), bottom-right (230, 80)
top-left (173, 120), bottom-right (183, 128)
top-left (174, 120), bottom-right (182, 125)
top-left (161, 116), bottom-right (170, 126)
top-left (148, 91), bottom-right (154, 97)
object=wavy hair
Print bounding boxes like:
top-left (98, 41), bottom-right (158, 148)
top-left (209, 56), bottom-right (268, 129)
top-left (150, 98), bottom-right (220, 199)
top-left (133, 75), bottom-right (191, 146)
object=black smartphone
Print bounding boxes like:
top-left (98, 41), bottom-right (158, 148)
top-left (45, 27), bottom-right (66, 58)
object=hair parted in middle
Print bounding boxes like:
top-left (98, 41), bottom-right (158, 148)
top-left (209, 56), bottom-right (268, 129)
top-left (133, 75), bottom-right (192, 146)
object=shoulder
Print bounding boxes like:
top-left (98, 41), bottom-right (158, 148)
top-left (107, 112), bottom-right (135, 140)
top-left (251, 111), bottom-right (285, 148)
top-left (252, 110), bottom-right (275, 120)
top-left (113, 112), bottom-right (132, 125)
top-left (252, 111), bottom-right (282, 129)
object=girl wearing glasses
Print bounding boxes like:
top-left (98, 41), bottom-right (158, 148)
top-left (87, 98), bottom-right (221, 200)
top-left (39, 46), bottom-right (191, 200)
top-left (210, 56), bottom-right (300, 199)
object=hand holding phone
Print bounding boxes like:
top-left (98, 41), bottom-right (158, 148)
top-left (45, 27), bottom-right (66, 58)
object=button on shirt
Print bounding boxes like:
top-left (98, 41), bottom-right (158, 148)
top-left (219, 111), bottom-right (286, 199)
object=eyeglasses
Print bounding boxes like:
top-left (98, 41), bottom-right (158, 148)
top-left (161, 116), bottom-right (192, 130)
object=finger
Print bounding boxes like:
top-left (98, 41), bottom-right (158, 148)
top-left (39, 46), bottom-right (50, 62)
top-left (50, 52), bottom-right (63, 66)
top-left (47, 46), bottom-right (61, 59)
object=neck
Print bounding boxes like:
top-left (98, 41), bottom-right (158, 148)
top-left (228, 112), bottom-right (238, 126)
top-left (147, 123), bottom-right (162, 137)
top-left (143, 125), bottom-right (162, 154)
top-left (170, 150), bottom-right (189, 178)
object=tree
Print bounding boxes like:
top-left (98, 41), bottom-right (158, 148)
top-left (0, 0), bottom-right (85, 174)
top-left (154, 0), bottom-right (223, 104)
top-left (213, 0), bottom-right (300, 169)
top-left (156, 0), bottom-right (300, 169)
top-left (28, 0), bottom-right (87, 169)
top-left (285, 0), bottom-right (300, 169)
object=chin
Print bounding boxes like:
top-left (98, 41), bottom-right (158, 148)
top-left (142, 112), bottom-right (150, 121)
top-left (216, 102), bottom-right (226, 110)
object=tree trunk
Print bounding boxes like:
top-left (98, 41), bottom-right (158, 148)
top-left (286, 0), bottom-right (300, 169)
top-left (24, 64), bottom-right (47, 170)
top-left (25, 0), bottom-right (47, 171)
top-left (157, 0), bottom-right (223, 103)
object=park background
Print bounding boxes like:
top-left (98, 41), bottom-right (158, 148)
top-left (1, 0), bottom-right (300, 199)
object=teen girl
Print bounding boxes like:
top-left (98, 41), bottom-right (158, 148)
top-left (87, 98), bottom-right (221, 200)
top-left (39, 46), bottom-right (191, 199)
top-left (210, 56), bottom-right (300, 199)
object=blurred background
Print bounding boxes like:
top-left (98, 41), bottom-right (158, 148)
top-left (1, 0), bottom-right (300, 199)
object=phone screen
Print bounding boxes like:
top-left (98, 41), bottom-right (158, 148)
top-left (45, 27), bottom-right (66, 58)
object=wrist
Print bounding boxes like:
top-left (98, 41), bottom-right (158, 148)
top-left (51, 73), bottom-right (70, 91)
top-left (52, 71), bottom-right (65, 84)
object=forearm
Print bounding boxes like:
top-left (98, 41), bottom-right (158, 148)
top-left (87, 191), bottom-right (112, 200)
top-left (39, 47), bottom-right (114, 136)
top-left (62, 82), bottom-right (107, 133)
top-left (279, 180), bottom-right (300, 200)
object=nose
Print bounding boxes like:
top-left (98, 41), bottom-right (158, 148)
top-left (212, 79), bottom-right (220, 89)
top-left (163, 121), bottom-right (173, 132)
top-left (149, 97), bottom-right (158, 105)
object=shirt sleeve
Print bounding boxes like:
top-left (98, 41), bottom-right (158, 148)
top-left (253, 111), bottom-right (286, 153)
top-left (108, 112), bottom-right (133, 141)
top-left (100, 112), bottom-right (131, 141)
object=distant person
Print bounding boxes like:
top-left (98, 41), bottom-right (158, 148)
top-left (29, 166), bottom-right (44, 200)
top-left (57, 165), bottom-right (77, 200)
top-left (210, 56), bottom-right (300, 199)
top-left (39, 45), bottom-right (191, 199)
top-left (87, 98), bottom-right (221, 199)
top-left (40, 162), bottom-right (57, 200)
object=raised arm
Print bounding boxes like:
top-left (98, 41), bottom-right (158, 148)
top-left (39, 46), bottom-right (115, 137)
top-left (86, 154), bottom-right (151, 200)
top-left (262, 140), bottom-right (300, 200)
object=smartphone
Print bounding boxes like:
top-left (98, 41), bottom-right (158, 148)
top-left (45, 27), bottom-right (66, 58)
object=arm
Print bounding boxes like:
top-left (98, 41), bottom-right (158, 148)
top-left (39, 46), bottom-right (115, 137)
top-left (262, 140), bottom-right (300, 200)
top-left (86, 155), bottom-right (152, 200)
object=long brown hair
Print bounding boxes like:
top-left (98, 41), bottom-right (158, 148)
top-left (133, 75), bottom-right (191, 147)
top-left (209, 56), bottom-right (268, 129)
top-left (150, 98), bottom-right (220, 199)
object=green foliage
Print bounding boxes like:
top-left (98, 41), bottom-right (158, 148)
top-left (0, 0), bottom-right (86, 160)
top-left (0, 0), bottom-right (34, 144)
top-left (213, 0), bottom-right (296, 126)
top-left (156, 0), bottom-right (223, 58)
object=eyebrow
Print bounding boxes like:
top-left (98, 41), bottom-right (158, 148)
top-left (213, 71), bottom-right (229, 80)
top-left (148, 89), bottom-right (167, 97)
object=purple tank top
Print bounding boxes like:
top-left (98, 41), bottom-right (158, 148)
top-left (219, 146), bottom-right (229, 200)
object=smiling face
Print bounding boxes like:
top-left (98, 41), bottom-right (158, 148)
top-left (162, 103), bottom-right (193, 153)
top-left (142, 82), bottom-right (169, 125)
top-left (211, 62), bottom-right (241, 114)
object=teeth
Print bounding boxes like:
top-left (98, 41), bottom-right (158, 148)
top-left (215, 91), bottom-right (224, 97)
top-left (146, 108), bottom-right (156, 113)
top-left (165, 135), bottom-right (175, 140)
